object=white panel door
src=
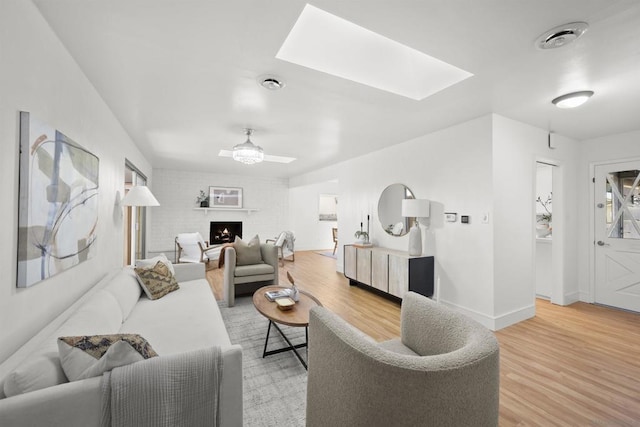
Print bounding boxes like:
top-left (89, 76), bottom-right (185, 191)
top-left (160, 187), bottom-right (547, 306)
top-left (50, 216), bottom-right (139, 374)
top-left (594, 161), bottom-right (640, 312)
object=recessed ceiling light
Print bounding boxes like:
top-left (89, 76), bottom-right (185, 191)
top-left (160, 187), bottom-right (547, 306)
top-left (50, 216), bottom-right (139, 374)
top-left (276, 4), bottom-right (472, 101)
top-left (258, 75), bottom-right (286, 90)
top-left (535, 22), bottom-right (588, 50)
top-left (551, 90), bottom-right (594, 108)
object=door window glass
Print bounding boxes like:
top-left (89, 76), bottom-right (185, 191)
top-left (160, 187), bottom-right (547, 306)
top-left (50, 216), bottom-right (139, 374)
top-left (606, 170), bottom-right (640, 239)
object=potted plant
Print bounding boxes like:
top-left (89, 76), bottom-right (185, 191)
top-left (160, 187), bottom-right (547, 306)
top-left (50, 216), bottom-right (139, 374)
top-left (536, 193), bottom-right (552, 237)
top-left (354, 221), bottom-right (369, 243)
top-left (354, 230), bottom-right (369, 242)
top-left (196, 190), bottom-right (209, 207)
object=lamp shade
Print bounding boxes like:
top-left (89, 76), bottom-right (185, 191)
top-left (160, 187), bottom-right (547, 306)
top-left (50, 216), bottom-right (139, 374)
top-left (402, 199), bottom-right (430, 218)
top-left (121, 185), bottom-right (160, 207)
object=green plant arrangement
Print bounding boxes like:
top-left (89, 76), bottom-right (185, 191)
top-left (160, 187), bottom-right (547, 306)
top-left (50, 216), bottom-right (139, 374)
top-left (354, 220), bottom-right (369, 242)
top-left (196, 190), bottom-right (209, 207)
top-left (536, 193), bottom-right (552, 223)
top-left (354, 230), bottom-right (369, 241)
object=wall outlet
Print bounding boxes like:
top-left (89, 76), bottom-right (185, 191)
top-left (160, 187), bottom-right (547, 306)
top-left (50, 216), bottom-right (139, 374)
top-left (461, 215), bottom-right (470, 224)
top-left (445, 212), bottom-right (457, 222)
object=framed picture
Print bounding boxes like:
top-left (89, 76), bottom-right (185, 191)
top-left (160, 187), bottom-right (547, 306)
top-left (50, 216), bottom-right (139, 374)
top-left (209, 186), bottom-right (243, 208)
top-left (319, 194), bottom-right (338, 221)
top-left (17, 112), bottom-right (100, 288)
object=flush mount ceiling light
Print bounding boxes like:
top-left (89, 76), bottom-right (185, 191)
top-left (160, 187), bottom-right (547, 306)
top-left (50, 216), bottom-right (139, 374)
top-left (258, 75), bottom-right (286, 91)
top-left (276, 4), bottom-right (472, 101)
top-left (232, 129), bottom-right (264, 165)
top-left (535, 22), bottom-right (589, 49)
top-left (551, 90), bottom-right (594, 108)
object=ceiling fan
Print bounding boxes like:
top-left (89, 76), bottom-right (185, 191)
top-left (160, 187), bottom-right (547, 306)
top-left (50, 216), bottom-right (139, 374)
top-left (218, 128), bottom-right (296, 164)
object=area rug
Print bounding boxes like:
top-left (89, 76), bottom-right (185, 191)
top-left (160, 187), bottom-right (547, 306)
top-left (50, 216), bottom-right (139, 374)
top-left (315, 251), bottom-right (337, 259)
top-left (218, 297), bottom-right (307, 426)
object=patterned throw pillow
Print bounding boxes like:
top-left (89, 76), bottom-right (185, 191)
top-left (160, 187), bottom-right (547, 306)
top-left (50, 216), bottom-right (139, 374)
top-left (57, 334), bottom-right (158, 381)
top-left (134, 261), bottom-right (180, 300)
top-left (234, 235), bottom-right (263, 266)
top-left (135, 253), bottom-right (175, 275)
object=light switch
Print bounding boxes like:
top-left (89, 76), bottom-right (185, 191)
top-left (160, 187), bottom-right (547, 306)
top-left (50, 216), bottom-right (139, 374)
top-left (445, 213), bottom-right (457, 222)
top-left (482, 212), bottom-right (489, 224)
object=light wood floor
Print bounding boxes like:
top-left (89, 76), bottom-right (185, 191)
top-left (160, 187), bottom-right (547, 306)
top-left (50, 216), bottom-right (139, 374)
top-left (206, 250), bottom-right (640, 426)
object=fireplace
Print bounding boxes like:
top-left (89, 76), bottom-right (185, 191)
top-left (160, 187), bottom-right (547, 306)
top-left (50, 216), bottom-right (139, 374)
top-left (210, 221), bottom-right (242, 245)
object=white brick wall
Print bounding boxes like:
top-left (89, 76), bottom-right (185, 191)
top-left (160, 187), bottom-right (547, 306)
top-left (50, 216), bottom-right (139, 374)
top-left (148, 168), bottom-right (289, 257)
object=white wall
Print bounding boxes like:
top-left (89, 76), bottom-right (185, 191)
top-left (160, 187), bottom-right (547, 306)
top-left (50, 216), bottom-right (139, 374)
top-left (291, 116), bottom-right (497, 326)
top-left (289, 181), bottom-right (339, 251)
top-left (290, 114), bottom-right (583, 330)
top-left (148, 169), bottom-right (289, 255)
top-left (578, 129), bottom-right (640, 302)
top-left (0, 0), bottom-right (151, 362)
top-left (492, 115), bottom-right (580, 319)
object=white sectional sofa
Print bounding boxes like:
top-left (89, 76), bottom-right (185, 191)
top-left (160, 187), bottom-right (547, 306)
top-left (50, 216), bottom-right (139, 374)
top-left (0, 262), bottom-right (242, 426)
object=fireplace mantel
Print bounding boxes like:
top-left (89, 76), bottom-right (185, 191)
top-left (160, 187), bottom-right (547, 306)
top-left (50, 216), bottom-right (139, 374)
top-left (194, 207), bottom-right (259, 215)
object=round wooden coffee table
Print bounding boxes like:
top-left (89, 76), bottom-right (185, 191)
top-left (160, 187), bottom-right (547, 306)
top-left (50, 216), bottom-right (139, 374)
top-left (253, 286), bottom-right (322, 369)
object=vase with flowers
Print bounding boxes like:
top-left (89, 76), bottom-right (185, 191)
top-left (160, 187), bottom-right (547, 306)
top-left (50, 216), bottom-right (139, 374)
top-left (196, 190), bottom-right (209, 207)
top-left (536, 193), bottom-right (552, 237)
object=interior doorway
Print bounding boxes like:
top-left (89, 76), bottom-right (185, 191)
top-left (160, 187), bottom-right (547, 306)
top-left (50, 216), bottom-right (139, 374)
top-left (123, 161), bottom-right (148, 265)
top-left (533, 158), bottom-right (565, 306)
top-left (594, 160), bottom-right (640, 312)
top-left (535, 162), bottom-right (554, 299)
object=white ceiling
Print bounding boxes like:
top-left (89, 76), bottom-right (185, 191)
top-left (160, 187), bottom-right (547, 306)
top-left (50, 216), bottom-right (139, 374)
top-left (33, 0), bottom-right (640, 178)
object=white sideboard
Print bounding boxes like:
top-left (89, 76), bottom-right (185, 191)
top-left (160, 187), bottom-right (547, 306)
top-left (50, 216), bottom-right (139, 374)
top-left (343, 245), bottom-right (434, 299)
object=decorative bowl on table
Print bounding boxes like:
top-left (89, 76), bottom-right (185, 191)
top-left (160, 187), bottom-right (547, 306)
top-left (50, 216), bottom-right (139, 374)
top-left (275, 297), bottom-right (295, 311)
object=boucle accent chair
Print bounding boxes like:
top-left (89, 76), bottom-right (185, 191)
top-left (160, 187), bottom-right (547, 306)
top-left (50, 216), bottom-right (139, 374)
top-left (223, 240), bottom-right (279, 307)
top-left (306, 292), bottom-right (500, 427)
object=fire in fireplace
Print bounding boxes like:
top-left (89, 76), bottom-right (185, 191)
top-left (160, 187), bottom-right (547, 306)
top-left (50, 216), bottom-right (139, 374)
top-left (210, 221), bottom-right (242, 245)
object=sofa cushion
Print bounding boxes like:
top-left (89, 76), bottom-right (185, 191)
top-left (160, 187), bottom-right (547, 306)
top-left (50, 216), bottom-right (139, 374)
top-left (58, 334), bottom-right (158, 381)
top-left (135, 253), bottom-right (175, 275)
top-left (61, 290), bottom-right (124, 335)
top-left (121, 279), bottom-right (231, 355)
top-left (3, 352), bottom-right (67, 397)
top-left (234, 235), bottom-right (262, 266)
top-left (234, 263), bottom-right (275, 277)
top-left (134, 261), bottom-right (180, 300)
top-left (103, 268), bottom-right (142, 322)
top-left (2, 289), bottom-right (125, 396)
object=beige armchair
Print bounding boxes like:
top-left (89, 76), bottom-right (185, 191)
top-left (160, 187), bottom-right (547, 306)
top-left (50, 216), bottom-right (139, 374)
top-left (306, 292), bottom-right (500, 427)
top-left (223, 241), bottom-right (278, 307)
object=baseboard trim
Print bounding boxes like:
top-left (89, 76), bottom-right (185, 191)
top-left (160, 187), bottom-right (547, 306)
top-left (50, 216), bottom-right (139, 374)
top-left (440, 299), bottom-right (535, 331)
top-left (493, 304), bottom-right (535, 330)
top-left (579, 291), bottom-right (592, 303)
top-left (439, 300), bottom-right (495, 330)
top-left (562, 291), bottom-right (581, 305)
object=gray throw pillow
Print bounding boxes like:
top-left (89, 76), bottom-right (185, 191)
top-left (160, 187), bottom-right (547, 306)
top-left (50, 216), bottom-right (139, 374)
top-left (234, 235), bottom-right (263, 266)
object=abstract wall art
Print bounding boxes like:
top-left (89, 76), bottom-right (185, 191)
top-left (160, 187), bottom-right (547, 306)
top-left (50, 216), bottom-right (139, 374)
top-left (209, 186), bottom-right (243, 208)
top-left (319, 194), bottom-right (338, 221)
top-left (17, 112), bottom-right (99, 287)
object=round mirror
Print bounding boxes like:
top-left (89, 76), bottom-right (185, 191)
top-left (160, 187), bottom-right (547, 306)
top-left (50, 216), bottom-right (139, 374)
top-left (378, 184), bottom-right (415, 236)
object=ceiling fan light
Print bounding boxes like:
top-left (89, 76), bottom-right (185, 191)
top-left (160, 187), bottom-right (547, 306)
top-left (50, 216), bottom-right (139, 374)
top-left (551, 90), bottom-right (594, 108)
top-left (232, 129), bottom-right (264, 164)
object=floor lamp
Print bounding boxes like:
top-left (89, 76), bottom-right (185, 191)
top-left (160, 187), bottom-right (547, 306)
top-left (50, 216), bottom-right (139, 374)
top-left (402, 199), bottom-right (430, 256)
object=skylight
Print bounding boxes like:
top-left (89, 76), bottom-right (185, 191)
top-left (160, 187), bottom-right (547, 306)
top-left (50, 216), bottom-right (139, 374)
top-left (276, 4), bottom-right (473, 101)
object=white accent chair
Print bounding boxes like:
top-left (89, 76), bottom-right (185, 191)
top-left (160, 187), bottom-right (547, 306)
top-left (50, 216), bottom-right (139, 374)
top-left (266, 231), bottom-right (295, 266)
top-left (175, 232), bottom-right (221, 267)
